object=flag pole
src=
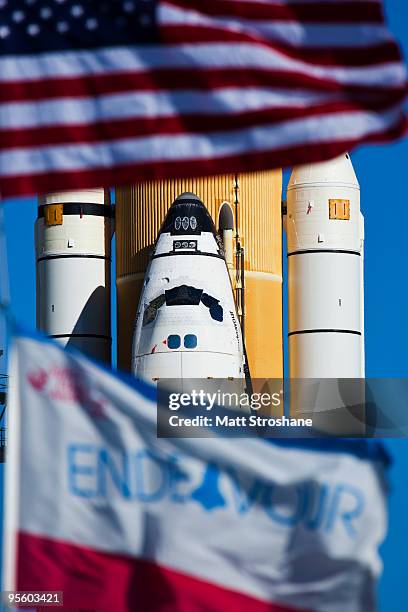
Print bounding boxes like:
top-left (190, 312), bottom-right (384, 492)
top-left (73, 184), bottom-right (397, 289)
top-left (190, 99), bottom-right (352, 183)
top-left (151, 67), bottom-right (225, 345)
top-left (2, 337), bottom-right (21, 594)
top-left (0, 194), bottom-right (19, 594)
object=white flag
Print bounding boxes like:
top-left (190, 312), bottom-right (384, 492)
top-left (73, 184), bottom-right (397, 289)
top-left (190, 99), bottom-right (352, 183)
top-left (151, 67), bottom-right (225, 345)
top-left (3, 332), bottom-right (388, 612)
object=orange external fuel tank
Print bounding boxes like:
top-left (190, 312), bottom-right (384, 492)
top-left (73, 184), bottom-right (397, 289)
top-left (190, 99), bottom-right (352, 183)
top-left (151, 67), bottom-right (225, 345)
top-left (115, 170), bottom-right (283, 378)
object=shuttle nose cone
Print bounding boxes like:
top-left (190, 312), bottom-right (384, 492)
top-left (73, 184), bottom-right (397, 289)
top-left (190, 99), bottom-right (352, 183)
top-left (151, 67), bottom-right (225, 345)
top-left (160, 192), bottom-right (217, 236)
top-left (288, 153), bottom-right (359, 191)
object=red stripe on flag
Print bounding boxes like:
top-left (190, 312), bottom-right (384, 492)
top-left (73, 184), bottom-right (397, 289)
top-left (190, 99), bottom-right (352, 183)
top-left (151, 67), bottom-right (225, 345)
top-left (2, 102), bottom-right (404, 150)
top-left (1, 119), bottom-right (405, 199)
top-left (163, 0), bottom-right (385, 23)
top-left (17, 532), bottom-right (305, 612)
top-left (1, 66), bottom-right (405, 105)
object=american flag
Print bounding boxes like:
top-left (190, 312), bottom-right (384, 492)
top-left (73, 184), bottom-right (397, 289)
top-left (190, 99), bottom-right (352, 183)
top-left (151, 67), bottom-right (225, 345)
top-left (0, 0), bottom-right (407, 198)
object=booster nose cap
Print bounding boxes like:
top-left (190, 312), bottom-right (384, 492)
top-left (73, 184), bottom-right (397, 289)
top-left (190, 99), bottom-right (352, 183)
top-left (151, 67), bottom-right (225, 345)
top-left (160, 192), bottom-right (217, 236)
top-left (288, 153), bottom-right (359, 190)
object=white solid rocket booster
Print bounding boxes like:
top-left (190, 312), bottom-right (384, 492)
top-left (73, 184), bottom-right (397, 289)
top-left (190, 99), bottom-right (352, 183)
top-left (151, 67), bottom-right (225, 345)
top-left (36, 189), bottom-right (112, 362)
top-left (287, 153), bottom-right (365, 378)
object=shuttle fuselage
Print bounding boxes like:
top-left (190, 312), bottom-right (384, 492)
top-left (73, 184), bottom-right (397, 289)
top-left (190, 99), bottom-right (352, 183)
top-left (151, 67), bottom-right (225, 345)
top-left (132, 193), bottom-right (245, 381)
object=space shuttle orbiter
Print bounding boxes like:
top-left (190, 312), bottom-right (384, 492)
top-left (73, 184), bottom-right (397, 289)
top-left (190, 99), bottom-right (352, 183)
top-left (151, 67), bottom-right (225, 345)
top-left (131, 192), bottom-right (246, 381)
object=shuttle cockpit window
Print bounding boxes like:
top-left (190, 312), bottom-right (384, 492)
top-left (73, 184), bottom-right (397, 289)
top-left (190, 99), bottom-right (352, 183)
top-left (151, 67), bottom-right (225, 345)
top-left (165, 285), bottom-right (202, 306)
top-left (201, 292), bottom-right (223, 322)
top-left (167, 335), bottom-right (181, 349)
top-left (142, 294), bottom-right (166, 326)
top-left (165, 286), bottom-right (223, 322)
top-left (143, 286), bottom-right (224, 327)
top-left (184, 334), bottom-right (198, 349)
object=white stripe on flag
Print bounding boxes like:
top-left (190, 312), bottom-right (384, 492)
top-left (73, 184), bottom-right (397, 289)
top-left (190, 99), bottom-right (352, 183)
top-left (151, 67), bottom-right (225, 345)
top-left (0, 89), bottom-right (340, 129)
top-left (0, 45), bottom-right (405, 87)
top-left (0, 106), bottom-right (402, 176)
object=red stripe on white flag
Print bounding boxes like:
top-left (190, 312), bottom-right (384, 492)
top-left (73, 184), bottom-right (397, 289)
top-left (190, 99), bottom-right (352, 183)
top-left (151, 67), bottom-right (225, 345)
top-left (17, 532), bottom-right (303, 612)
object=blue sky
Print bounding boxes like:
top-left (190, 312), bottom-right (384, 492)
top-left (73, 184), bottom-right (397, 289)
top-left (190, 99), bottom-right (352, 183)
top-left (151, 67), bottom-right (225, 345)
top-left (0, 1), bottom-right (407, 609)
